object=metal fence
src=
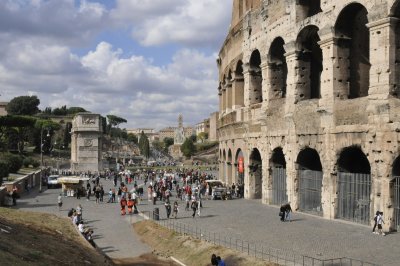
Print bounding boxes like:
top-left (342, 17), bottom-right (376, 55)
top-left (272, 167), bottom-right (288, 205)
top-left (337, 172), bottom-right (371, 225)
top-left (143, 212), bottom-right (377, 266)
top-left (298, 169), bottom-right (323, 215)
top-left (393, 177), bottom-right (400, 231)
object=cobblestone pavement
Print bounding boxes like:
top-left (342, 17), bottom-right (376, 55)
top-left (13, 176), bottom-right (400, 265)
top-left (136, 184), bottom-right (399, 266)
top-left (13, 180), bottom-right (150, 260)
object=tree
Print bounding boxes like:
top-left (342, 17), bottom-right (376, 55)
top-left (142, 138), bottom-right (150, 159)
top-left (152, 140), bottom-right (164, 151)
top-left (106, 115), bottom-right (127, 128)
top-left (67, 107), bottom-right (86, 115)
top-left (52, 105), bottom-right (67, 116)
top-left (6, 95), bottom-right (40, 115)
top-left (127, 133), bottom-right (138, 144)
top-left (181, 137), bottom-right (196, 158)
top-left (0, 115), bottom-right (37, 153)
top-left (163, 137), bottom-right (174, 152)
top-left (197, 132), bottom-right (208, 143)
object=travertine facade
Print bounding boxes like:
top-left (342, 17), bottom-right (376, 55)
top-left (70, 113), bottom-right (103, 173)
top-left (218, 0), bottom-right (400, 230)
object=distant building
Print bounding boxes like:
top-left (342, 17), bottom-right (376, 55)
top-left (0, 102), bottom-right (8, 116)
top-left (126, 128), bottom-right (155, 135)
top-left (195, 119), bottom-right (210, 136)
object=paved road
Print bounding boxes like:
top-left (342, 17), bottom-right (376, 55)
top-left (13, 176), bottom-right (400, 265)
top-left (14, 179), bottom-right (150, 260)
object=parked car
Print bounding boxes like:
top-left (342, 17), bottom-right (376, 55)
top-left (47, 175), bottom-right (61, 189)
top-left (206, 180), bottom-right (231, 200)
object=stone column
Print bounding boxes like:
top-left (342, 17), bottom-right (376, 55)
top-left (283, 41), bottom-right (299, 114)
top-left (218, 90), bottom-right (223, 116)
top-left (261, 62), bottom-right (271, 110)
top-left (243, 63), bottom-right (251, 107)
top-left (221, 87), bottom-right (226, 115)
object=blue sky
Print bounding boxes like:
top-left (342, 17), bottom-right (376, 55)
top-left (0, 0), bottom-right (232, 130)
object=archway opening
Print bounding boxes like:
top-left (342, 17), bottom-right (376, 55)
top-left (296, 26), bottom-right (322, 100)
top-left (271, 147), bottom-right (287, 205)
top-left (249, 50), bottom-right (263, 105)
top-left (233, 60), bottom-right (245, 108)
top-left (269, 37), bottom-right (287, 99)
top-left (391, 156), bottom-right (400, 231)
top-left (235, 149), bottom-right (245, 198)
top-left (337, 146), bottom-right (371, 224)
top-left (297, 0), bottom-right (322, 19)
top-left (296, 148), bottom-right (323, 215)
top-left (335, 3), bottom-right (370, 99)
top-left (227, 149), bottom-right (233, 185)
top-left (250, 148), bottom-right (262, 199)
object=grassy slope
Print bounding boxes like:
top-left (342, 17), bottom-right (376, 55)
top-left (0, 208), bottom-right (110, 266)
top-left (134, 220), bottom-right (275, 266)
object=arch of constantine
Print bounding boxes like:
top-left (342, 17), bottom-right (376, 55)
top-left (217, 0), bottom-right (400, 230)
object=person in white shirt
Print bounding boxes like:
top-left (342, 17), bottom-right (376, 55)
top-left (377, 212), bottom-right (385, 236)
top-left (78, 222), bottom-right (85, 234)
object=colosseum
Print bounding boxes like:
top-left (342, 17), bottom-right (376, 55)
top-left (217, 0), bottom-right (400, 231)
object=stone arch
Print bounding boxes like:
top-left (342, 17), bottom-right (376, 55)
top-left (296, 0), bottom-right (322, 21)
top-left (235, 148), bottom-right (245, 188)
top-left (249, 49), bottom-right (263, 105)
top-left (270, 147), bottom-right (288, 205)
top-left (337, 146), bottom-right (371, 224)
top-left (296, 25), bottom-right (322, 100)
top-left (296, 147), bottom-right (323, 215)
top-left (335, 3), bottom-right (370, 99)
top-left (249, 148), bottom-right (263, 199)
top-left (233, 60), bottom-right (245, 108)
top-left (390, 1), bottom-right (400, 97)
top-left (226, 70), bottom-right (233, 111)
top-left (268, 37), bottom-right (287, 99)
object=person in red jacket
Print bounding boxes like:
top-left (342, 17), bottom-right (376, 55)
top-left (120, 196), bottom-right (127, 215)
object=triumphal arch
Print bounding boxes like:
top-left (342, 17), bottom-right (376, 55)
top-left (217, 0), bottom-right (400, 231)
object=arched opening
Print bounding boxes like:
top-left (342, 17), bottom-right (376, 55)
top-left (297, 0), bottom-right (322, 20)
top-left (270, 147), bottom-right (288, 205)
top-left (391, 2), bottom-right (400, 97)
top-left (249, 50), bottom-right (263, 105)
top-left (249, 148), bottom-right (262, 199)
top-left (235, 149), bottom-right (245, 197)
top-left (226, 70), bottom-right (233, 111)
top-left (269, 37), bottom-right (287, 99)
top-left (296, 26), bottom-right (322, 100)
top-left (337, 146), bottom-right (371, 224)
top-left (233, 60), bottom-right (245, 108)
top-left (335, 3), bottom-right (370, 99)
top-left (222, 150), bottom-right (227, 184)
top-left (227, 149), bottom-right (233, 185)
top-left (296, 148), bottom-right (323, 215)
top-left (391, 156), bottom-right (400, 231)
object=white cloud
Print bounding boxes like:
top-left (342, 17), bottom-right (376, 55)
top-left (111, 0), bottom-right (231, 47)
top-left (0, 0), bottom-right (229, 129)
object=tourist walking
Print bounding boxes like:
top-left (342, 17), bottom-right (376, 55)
top-left (372, 210), bottom-right (380, 234)
top-left (165, 200), bottom-right (171, 219)
top-left (120, 196), bottom-right (127, 216)
top-left (57, 194), bottom-right (63, 210)
top-left (191, 199), bottom-right (198, 218)
top-left (172, 201), bottom-right (179, 219)
top-left (377, 211), bottom-right (385, 236)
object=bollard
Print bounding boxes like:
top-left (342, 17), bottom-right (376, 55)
top-left (153, 207), bottom-right (159, 221)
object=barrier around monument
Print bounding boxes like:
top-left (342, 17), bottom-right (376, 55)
top-left (149, 217), bottom-right (378, 266)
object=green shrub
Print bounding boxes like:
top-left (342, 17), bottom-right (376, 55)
top-left (32, 160), bottom-right (40, 168)
top-left (23, 157), bottom-right (34, 168)
top-left (0, 153), bottom-right (23, 173)
top-left (0, 160), bottom-right (9, 185)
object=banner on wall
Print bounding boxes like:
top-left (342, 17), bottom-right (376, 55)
top-left (238, 157), bottom-right (244, 173)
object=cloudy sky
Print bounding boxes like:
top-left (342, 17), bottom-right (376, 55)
top-left (0, 0), bottom-right (231, 130)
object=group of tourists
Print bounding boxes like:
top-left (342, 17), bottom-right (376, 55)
top-left (372, 211), bottom-right (386, 236)
top-left (67, 204), bottom-right (95, 247)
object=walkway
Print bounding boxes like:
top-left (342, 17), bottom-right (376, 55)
top-left (13, 176), bottom-right (400, 265)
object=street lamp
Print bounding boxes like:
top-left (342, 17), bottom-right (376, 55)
top-left (40, 128), bottom-right (50, 193)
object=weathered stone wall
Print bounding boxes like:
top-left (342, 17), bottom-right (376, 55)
top-left (217, 0), bottom-right (400, 230)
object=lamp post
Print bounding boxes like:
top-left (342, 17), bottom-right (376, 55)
top-left (40, 128), bottom-right (50, 193)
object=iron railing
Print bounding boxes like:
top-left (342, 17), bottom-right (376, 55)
top-left (141, 212), bottom-right (377, 266)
